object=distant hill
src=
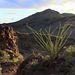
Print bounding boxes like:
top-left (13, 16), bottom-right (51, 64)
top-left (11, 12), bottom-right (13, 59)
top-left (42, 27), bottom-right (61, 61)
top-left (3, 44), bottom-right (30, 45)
top-left (3, 9), bottom-right (75, 39)
top-left (62, 13), bottom-right (75, 17)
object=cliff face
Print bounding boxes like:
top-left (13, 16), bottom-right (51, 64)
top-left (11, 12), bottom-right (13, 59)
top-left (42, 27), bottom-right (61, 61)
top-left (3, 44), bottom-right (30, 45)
top-left (0, 25), bottom-right (23, 62)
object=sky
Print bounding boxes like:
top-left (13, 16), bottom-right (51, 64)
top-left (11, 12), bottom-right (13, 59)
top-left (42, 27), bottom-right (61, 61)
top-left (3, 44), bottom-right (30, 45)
top-left (0, 0), bottom-right (75, 23)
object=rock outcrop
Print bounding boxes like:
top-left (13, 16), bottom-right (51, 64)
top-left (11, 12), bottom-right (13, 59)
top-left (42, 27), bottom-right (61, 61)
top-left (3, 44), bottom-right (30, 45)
top-left (0, 25), bottom-right (19, 59)
top-left (0, 25), bottom-right (24, 63)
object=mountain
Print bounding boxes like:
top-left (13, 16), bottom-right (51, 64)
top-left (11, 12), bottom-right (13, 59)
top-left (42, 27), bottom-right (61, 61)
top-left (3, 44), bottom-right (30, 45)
top-left (3, 9), bottom-right (75, 39)
top-left (3, 9), bottom-right (64, 31)
top-left (62, 13), bottom-right (75, 17)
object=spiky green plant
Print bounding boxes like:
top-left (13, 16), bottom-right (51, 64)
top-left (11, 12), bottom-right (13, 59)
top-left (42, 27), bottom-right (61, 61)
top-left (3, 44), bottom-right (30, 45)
top-left (27, 19), bottom-right (73, 61)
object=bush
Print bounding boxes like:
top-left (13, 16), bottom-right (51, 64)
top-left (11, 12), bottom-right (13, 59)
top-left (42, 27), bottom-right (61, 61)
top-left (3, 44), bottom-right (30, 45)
top-left (17, 53), bottom-right (24, 63)
top-left (13, 57), bottom-right (19, 63)
top-left (13, 53), bottom-right (24, 63)
top-left (27, 19), bottom-right (73, 61)
top-left (0, 50), bottom-right (11, 63)
top-left (0, 49), bottom-right (24, 64)
top-left (65, 57), bottom-right (75, 75)
top-left (66, 57), bottom-right (75, 67)
top-left (72, 64), bottom-right (75, 75)
top-left (64, 45), bottom-right (75, 57)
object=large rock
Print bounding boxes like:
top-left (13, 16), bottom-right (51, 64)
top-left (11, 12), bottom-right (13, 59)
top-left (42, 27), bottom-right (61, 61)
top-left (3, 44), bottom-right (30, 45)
top-left (0, 25), bottom-right (24, 63)
top-left (0, 25), bottom-right (18, 58)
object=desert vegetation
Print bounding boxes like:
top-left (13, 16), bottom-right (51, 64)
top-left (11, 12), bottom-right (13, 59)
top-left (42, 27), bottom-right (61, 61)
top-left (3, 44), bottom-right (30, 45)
top-left (0, 9), bottom-right (75, 75)
top-left (18, 19), bottom-right (75, 75)
top-left (27, 19), bottom-right (72, 61)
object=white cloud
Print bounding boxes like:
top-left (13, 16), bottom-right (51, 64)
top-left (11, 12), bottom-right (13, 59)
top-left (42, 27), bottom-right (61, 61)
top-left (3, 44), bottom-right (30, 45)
top-left (38, 1), bottom-right (75, 13)
top-left (66, 8), bottom-right (75, 14)
top-left (58, 1), bottom-right (75, 13)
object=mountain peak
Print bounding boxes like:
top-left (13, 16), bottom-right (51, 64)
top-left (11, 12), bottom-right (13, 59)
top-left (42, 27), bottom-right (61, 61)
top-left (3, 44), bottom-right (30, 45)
top-left (43, 9), bottom-right (52, 12)
top-left (41, 9), bottom-right (60, 14)
top-left (29, 9), bottom-right (61, 19)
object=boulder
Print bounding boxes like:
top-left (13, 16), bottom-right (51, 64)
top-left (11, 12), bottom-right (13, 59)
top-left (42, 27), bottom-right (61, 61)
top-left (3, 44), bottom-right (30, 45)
top-left (0, 25), bottom-right (23, 63)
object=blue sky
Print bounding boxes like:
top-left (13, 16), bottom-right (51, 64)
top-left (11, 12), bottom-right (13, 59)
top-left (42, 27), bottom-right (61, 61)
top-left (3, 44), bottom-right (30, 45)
top-left (0, 0), bottom-right (75, 23)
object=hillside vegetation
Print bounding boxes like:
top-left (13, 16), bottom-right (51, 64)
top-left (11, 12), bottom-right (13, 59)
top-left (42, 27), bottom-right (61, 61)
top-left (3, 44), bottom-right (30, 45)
top-left (16, 20), bottom-right (75, 75)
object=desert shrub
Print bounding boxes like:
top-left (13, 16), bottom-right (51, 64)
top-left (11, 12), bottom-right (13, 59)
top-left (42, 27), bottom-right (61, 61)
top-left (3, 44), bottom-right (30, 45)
top-left (12, 53), bottom-right (24, 63)
top-left (17, 53), bottom-right (24, 63)
top-left (0, 50), bottom-right (11, 63)
top-left (66, 57), bottom-right (75, 68)
top-left (0, 49), bottom-right (24, 64)
top-left (45, 55), bottom-right (50, 60)
top-left (65, 57), bottom-right (75, 75)
top-left (62, 45), bottom-right (75, 75)
top-left (13, 57), bottom-right (19, 63)
top-left (28, 60), bottom-right (39, 69)
top-left (64, 45), bottom-right (75, 57)
top-left (71, 64), bottom-right (75, 75)
top-left (27, 19), bottom-right (73, 61)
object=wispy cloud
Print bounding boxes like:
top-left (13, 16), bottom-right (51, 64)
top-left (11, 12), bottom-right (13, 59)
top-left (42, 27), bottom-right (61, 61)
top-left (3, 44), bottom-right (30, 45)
top-left (6, 13), bottom-right (16, 14)
top-left (38, 1), bottom-right (75, 13)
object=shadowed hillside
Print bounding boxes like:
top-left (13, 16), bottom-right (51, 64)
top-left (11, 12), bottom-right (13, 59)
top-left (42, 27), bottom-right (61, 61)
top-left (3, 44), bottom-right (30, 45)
top-left (17, 32), bottom-right (75, 58)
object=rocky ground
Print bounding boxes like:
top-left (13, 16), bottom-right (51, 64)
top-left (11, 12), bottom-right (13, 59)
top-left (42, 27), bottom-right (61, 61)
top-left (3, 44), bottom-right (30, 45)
top-left (2, 53), bottom-right (73, 75)
top-left (2, 62), bottom-right (19, 75)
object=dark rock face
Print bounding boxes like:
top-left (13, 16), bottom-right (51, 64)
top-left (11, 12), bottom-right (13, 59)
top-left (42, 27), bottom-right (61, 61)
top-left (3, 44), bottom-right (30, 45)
top-left (0, 25), bottom-right (19, 59)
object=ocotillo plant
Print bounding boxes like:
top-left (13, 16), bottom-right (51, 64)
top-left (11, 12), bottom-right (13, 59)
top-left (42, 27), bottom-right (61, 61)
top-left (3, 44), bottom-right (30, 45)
top-left (27, 19), bottom-right (73, 61)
